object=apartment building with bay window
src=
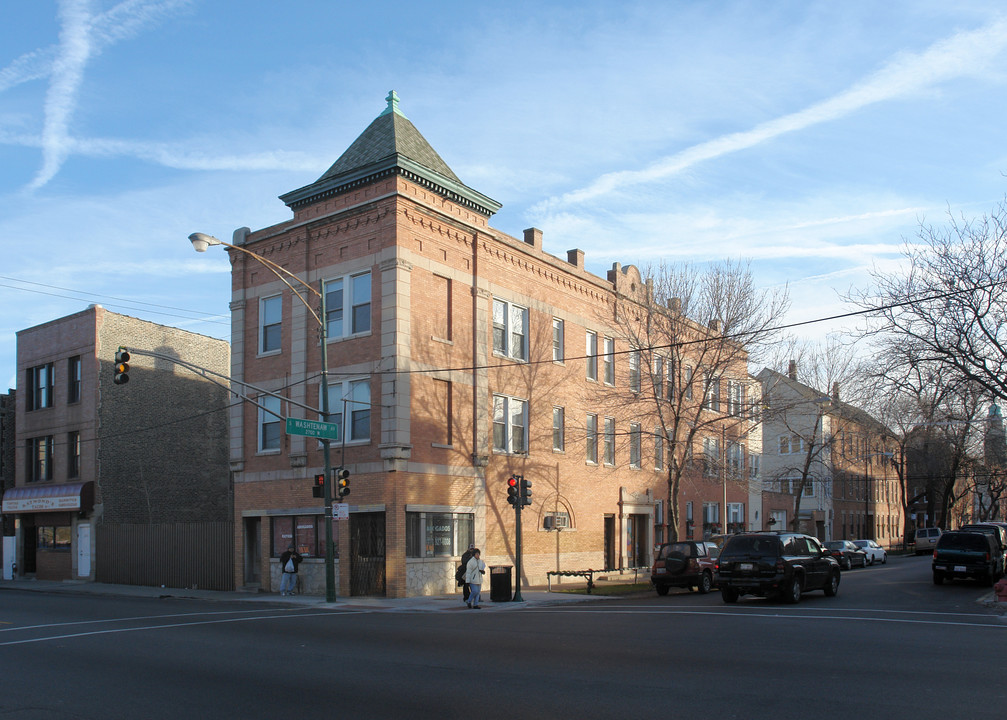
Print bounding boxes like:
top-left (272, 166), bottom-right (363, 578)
top-left (227, 92), bottom-right (760, 598)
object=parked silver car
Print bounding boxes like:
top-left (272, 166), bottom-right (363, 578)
top-left (853, 539), bottom-right (887, 565)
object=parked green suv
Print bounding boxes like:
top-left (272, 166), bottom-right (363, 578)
top-left (716, 532), bottom-right (841, 604)
top-left (932, 531), bottom-right (1000, 586)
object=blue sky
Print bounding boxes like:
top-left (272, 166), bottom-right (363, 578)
top-left (3, 1), bottom-right (1007, 389)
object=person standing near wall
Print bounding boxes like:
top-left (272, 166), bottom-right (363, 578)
top-left (279, 545), bottom-right (302, 596)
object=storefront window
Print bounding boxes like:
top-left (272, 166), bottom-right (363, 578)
top-left (271, 515), bottom-right (336, 558)
top-left (37, 525), bottom-right (71, 551)
top-left (406, 512), bottom-right (474, 558)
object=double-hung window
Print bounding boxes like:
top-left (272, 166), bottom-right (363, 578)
top-left (552, 407), bottom-right (565, 452)
top-left (586, 332), bottom-right (598, 381)
top-left (629, 350), bottom-right (640, 393)
top-left (259, 295), bottom-right (282, 354)
top-left (653, 356), bottom-right (664, 398)
top-left (67, 431), bottom-right (80, 479)
top-left (655, 429), bottom-right (665, 470)
top-left (323, 379), bottom-right (372, 443)
top-left (703, 436), bottom-right (720, 477)
top-left (258, 395), bottom-right (282, 452)
top-left (630, 423), bottom-right (642, 468)
top-left (26, 435), bottom-right (54, 482)
top-left (586, 414), bottom-right (598, 464)
top-left (684, 366), bottom-right (693, 400)
top-left (603, 417), bottom-right (615, 466)
top-left (325, 271), bottom-right (372, 339)
top-left (492, 299), bottom-right (528, 361)
top-left (602, 337), bottom-right (615, 385)
top-left (68, 356), bottom-right (81, 404)
top-left (552, 318), bottom-right (564, 362)
top-left (26, 363), bottom-right (54, 410)
top-left (492, 394), bottom-right (527, 454)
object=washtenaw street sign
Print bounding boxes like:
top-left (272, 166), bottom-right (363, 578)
top-left (285, 417), bottom-right (340, 441)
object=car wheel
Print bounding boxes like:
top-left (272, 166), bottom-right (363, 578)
top-left (867, 555), bottom-right (874, 566)
top-left (823, 570), bottom-right (840, 597)
top-left (882, 553), bottom-right (887, 565)
top-left (721, 586), bottom-right (739, 603)
top-left (933, 571), bottom-right (944, 585)
top-left (698, 571), bottom-right (713, 594)
top-left (655, 584), bottom-right (669, 596)
top-left (842, 557), bottom-right (851, 571)
top-left (783, 576), bottom-right (802, 604)
top-left (859, 556), bottom-right (867, 568)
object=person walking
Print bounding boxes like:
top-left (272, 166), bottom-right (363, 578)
top-left (279, 545), bottom-right (302, 596)
top-left (464, 548), bottom-right (486, 608)
top-left (457, 544), bottom-right (476, 604)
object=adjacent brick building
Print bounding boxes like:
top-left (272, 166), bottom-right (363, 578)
top-left (223, 92), bottom-right (761, 598)
top-left (3, 306), bottom-right (231, 585)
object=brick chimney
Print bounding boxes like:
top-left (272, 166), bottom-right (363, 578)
top-left (788, 360), bottom-right (797, 380)
top-left (832, 382), bottom-right (840, 401)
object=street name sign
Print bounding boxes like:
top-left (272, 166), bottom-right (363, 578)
top-left (285, 418), bottom-right (340, 441)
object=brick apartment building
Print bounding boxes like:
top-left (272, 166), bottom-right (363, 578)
top-left (3, 306), bottom-right (231, 586)
top-left (220, 92), bottom-right (761, 599)
top-left (759, 364), bottom-right (903, 544)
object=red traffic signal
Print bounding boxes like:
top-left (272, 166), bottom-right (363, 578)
top-left (507, 476), bottom-right (519, 506)
top-left (312, 473), bottom-right (325, 498)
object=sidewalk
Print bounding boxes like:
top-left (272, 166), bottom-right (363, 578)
top-left (0, 577), bottom-right (621, 612)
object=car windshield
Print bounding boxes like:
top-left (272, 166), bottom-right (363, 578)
top-left (853, 541), bottom-right (867, 548)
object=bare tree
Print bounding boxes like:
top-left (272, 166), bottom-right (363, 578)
top-left (604, 260), bottom-right (789, 541)
top-left (848, 199), bottom-right (1007, 403)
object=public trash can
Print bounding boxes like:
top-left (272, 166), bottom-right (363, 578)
top-left (489, 565), bottom-right (512, 602)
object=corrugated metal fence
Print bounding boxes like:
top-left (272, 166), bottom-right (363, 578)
top-left (96, 522), bottom-right (234, 591)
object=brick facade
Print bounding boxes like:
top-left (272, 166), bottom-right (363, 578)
top-left (229, 94), bottom-right (759, 598)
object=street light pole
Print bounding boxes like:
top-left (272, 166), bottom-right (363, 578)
top-left (189, 233), bottom-right (338, 603)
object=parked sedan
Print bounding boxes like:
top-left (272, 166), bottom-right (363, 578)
top-left (853, 539), bottom-right (887, 565)
top-left (824, 540), bottom-right (868, 570)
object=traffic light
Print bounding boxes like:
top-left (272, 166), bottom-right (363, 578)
top-left (312, 473), bottom-right (325, 498)
top-left (113, 347), bottom-right (130, 385)
top-left (507, 476), bottom-right (519, 506)
top-left (335, 467), bottom-right (350, 499)
top-left (520, 477), bottom-right (532, 506)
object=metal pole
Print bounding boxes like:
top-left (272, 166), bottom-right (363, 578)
top-left (319, 280), bottom-right (336, 603)
top-left (722, 425), bottom-right (727, 535)
top-left (514, 479), bottom-right (524, 602)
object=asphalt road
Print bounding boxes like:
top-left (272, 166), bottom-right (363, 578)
top-left (1, 555), bottom-right (1004, 719)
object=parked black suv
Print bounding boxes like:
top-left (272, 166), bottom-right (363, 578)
top-left (716, 532), bottom-right (841, 604)
top-left (932, 531), bottom-right (1000, 586)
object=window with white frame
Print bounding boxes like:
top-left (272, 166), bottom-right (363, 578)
top-left (602, 337), bottom-right (615, 385)
top-left (727, 381), bottom-right (743, 416)
top-left (552, 318), bottom-right (564, 362)
top-left (702, 373), bottom-right (720, 412)
top-left (727, 503), bottom-right (745, 533)
top-left (259, 295), bottom-right (282, 354)
top-left (778, 434), bottom-right (805, 455)
top-left (586, 414), bottom-right (598, 464)
top-left (324, 271), bottom-right (372, 339)
top-left (586, 332), bottom-right (598, 381)
top-left (702, 502), bottom-right (720, 535)
top-left (727, 440), bottom-right (744, 477)
top-left (258, 395), bottom-right (282, 452)
top-left (748, 452), bottom-right (760, 480)
top-left (630, 423), bottom-right (642, 468)
top-left (653, 356), bottom-right (664, 397)
top-left (322, 379), bottom-right (371, 443)
top-left (684, 365), bottom-right (693, 400)
top-left (703, 436), bottom-right (720, 477)
top-left (629, 350), bottom-right (640, 393)
top-left (493, 394), bottom-right (527, 454)
top-left (492, 299), bottom-right (528, 361)
top-left (553, 406), bottom-right (565, 452)
top-left (603, 417), bottom-right (616, 465)
top-left (655, 429), bottom-right (664, 470)
top-left (665, 358), bottom-right (675, 400)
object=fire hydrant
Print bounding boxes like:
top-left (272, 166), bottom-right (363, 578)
top-left (994, 577), bottom-right (1007, 602)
